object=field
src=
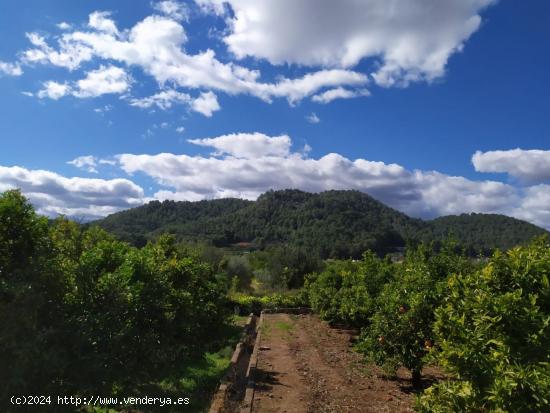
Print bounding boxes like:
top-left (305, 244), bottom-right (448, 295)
top-left (227, 313), bottom-right (443, 413)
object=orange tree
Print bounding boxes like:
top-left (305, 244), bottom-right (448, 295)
top-left (358, 243), bottom-right (472, 387)
top-left (417, 238), bottom-right (550, 412)
top-left (0, 190), bottom-right (231, 405)
top-left (306, 251), bottom-right (394, 327)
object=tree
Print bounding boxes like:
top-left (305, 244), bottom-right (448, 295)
top-left (358, 242), bottom-right (472, 387)
top-left (306, 252), bottom-right (393, 327)
top-left (417, 238), bottom-right (550, 412)
top-left (225, 255), bottom-right (254, 291)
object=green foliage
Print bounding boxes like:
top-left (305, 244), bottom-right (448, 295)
top-left (428, 213), bottom-right (546, 255)
top-left (416, 238), bottom-right (550, 412)
top-left (93, 189), bottom-right (547, 260)
top-left (357, 243), bottom-right (473, 386)
top-left (306, 252), bottom-right (394, 327)
top-left (224, 255), bottom-right (254, 291)
top-left (229, 290), bottom-right (308, 315)
top-left (252, 245), bottom-right (324, 289)
top-left (0, 190), bottom-right (231, 407)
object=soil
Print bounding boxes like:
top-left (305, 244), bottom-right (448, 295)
top-left (249, 313), bottom-right (443, 413)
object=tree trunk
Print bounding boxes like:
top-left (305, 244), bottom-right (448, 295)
top-left (411, 369), bottom-right (422, 389)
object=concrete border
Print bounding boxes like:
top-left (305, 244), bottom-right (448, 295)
top-left (239, 311), bottom-right (264, 413)
top-left (208, 314), bottom-right (257, 413)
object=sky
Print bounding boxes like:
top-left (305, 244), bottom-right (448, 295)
top-left (0, 0), bottom-right (549, 228)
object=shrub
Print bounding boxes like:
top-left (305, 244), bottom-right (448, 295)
top-left (417, 238), bottom-right (550, 412)
top-left (0, 190), bottom-right (231, 405)
top-left (357, 243), bottom-right (472, 387)
top-left (306, 252), bottom-right (394, 327)
top-left (228, 290), bottom-right (308, 315)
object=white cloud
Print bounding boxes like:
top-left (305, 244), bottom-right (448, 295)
top-left (513, 185), bottom-right (550, 229)
top-left (73, 66), bottom-right (131, 98)
top-left (306, 112), bottom-right (320, 124)
top-left (0, 165), bottom-right (144, 220)
top-left (472, 149), bottom-right (550, 183)
top-left (188, 132), bottom-right (291, 158)
top-left (94, 104), bottom-right (113, 113)
top-left (21, 13), bottom-right (368, 105)
top-left (114, 133), bottom-right (550, 229)
top-left (67, 155), bottom-right (99, 173)
top-left (57, 22), bottom-right (72, 30)
top-left (191, 91), bottom-right (220, 117)
top-left (129, 89), bottom-right (191, 110)
top-left (22, 32), bottom-right (93, 70)
top-left (37, 81), bottom-right (71, 99)
top-left (3, 134), bottom-right (548, 228)
top-left (74, 65), bottom-right (131, 97)
top-left (176, 126), bottom-right (185, 133)
top-left (129, 89), bottom-right (220, 116)
top-left (153, 1), bottom-right (189, 21)
top-left (37, 66), bottom-right (131, 100)
top-left (88, 11), bottom-right (119, 35)
top-left (312, 87), bottom-right (370, 104)
top-left (198, 0), bottom-right (496, 86)
top-left (0, 61), bottom-right (23, 76)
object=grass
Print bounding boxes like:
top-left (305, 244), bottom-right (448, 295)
top-left (274, 321), bottom-right (293, 332)
top-left (86, 318), bottom-right (243, 413)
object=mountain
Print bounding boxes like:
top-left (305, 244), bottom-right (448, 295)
top-left (93, 189), bottom-right (548, 257)
top-left (428, 213), bottom-right (546, 254)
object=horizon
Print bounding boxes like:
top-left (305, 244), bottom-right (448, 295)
top-left (1, 1), bottom-right (549, 229)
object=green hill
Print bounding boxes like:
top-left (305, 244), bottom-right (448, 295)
top-left (93, 189), bottom-right (547, 257)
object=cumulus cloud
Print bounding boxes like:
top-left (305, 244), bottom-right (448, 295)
top-left (57, 22), bottom-right (72, 30)
top-left (0, 61), bottom-right (23, 76)
top-left (129, 89), bottom-right (191, 110)
top-left (312, 87), bottom-right (370, 104)
top-left (472, 149), bottom-right (550, 183)
top-left (22, 32), bottom-right (93, 70)
top-left (20, 13), bottom-right (368, 106)
top-left (513, 185), bottom-right (550, 229)
top-left (37, 81), bottom-right (71, 99)
top-left (306, 113), bottom-right (320, 124)
top-left (67, 155), bottom-right (99, 173)
top-left (74, 65), bottom-right (131, 97)
top-left (129, 89), bottom-right (220, 116)
top-left (113, 133), bottom-right (550, 229)
top-left (3, 134), bottom-right (549, 228)
top-left (153, 1), bottom-right (189, 21)
top-left (37, 65), bottom-right (131, 100)
top-left (67, 155), bottom-right (103, 174)
top-left (198, 0), bottom-right (496, 86)
top-left (191, 91), bottom-right (220, 116)
top-left (0, 165), bottom-right (144, 220)
top-left (188, 133), bottom-right (291, 158)
top-left (88, 11), bottom-right (119, 35)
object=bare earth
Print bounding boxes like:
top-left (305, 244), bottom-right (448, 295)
top-left (250, 313), bottom-right (442, 413)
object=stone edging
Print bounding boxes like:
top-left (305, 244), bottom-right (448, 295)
top-left (208, 314), bottom-right (257, 413)
top-left (239, 311), bottom-right (264, 413)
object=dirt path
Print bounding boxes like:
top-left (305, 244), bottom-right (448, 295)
top-left (250, 313), bottom-right (440, 413)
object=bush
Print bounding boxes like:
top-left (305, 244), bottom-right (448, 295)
top-left (225, 255), bottom-right (254, 291)
top-left (306, 252), bottom-right (394, 327)
top-left (228, 290), bottom-right (308, 315)
top-left (417, 238), bottom-right (550, 412)
top-left (357, 243), bottom-right (472, 387)
top-left (0, 190), bottom-right (231, 405)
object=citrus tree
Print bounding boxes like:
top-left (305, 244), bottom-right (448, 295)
top-left (417, 238), bottom-right (550, 412)
top-left (306, 251), bottom-right (393, 327)
top-left (358, 243), bottom-right (472, 387)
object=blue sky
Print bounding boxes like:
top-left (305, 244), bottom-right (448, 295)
top-left (1, 0), bottom-right (549, 227)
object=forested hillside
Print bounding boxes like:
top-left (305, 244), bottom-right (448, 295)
top-left (95, 189), bottom-right (547, 257)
